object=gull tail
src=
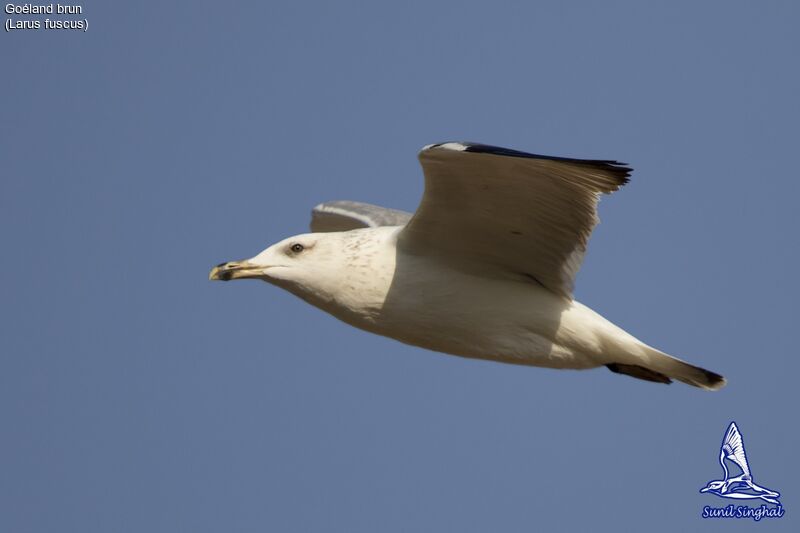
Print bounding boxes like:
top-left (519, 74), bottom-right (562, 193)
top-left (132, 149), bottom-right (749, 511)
top-left (607, 345), bottom-right (726, 391)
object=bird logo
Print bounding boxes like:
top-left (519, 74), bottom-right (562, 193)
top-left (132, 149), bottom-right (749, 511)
top-left (700, 422), bottom-right (780, 504)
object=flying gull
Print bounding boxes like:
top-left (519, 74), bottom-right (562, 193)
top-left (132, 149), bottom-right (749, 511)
top-left (210, 142), bottom-right (725, 389)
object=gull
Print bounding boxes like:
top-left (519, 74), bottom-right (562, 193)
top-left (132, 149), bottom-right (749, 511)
top-left (700, 422), bottom-right (780, 504)
top-left (210, 142), bottom-right (725, 389)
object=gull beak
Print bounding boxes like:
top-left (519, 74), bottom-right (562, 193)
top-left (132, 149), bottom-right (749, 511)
top-left (209, 260), bottom-right (263, 281)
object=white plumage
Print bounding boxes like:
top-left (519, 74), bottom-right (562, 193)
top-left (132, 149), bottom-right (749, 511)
top-left (210, 142), bottom-right (725, 390)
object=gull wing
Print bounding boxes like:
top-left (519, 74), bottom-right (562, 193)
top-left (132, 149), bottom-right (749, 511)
top-left (311, 200), bottom-right (412, 232)
top-left (721, 422), bottom-right (751, 478)
top-left (398, 142), bottom-right (631, 298)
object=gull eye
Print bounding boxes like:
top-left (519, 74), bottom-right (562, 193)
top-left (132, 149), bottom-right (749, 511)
top-left (290, 243), bottom-right (304, 254)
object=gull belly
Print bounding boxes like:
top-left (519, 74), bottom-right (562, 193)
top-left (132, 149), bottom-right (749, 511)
top-left (303, 227), bottom-right (634, 371)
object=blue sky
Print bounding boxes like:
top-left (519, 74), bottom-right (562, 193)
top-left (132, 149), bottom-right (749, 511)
top-left (2, 1), bottom-right (798, 531)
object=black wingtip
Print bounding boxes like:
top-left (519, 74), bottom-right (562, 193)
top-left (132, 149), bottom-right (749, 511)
top-left (466, 143), bottom-right (631, 180)
top-left (428, 141), bottom-right (632, 186)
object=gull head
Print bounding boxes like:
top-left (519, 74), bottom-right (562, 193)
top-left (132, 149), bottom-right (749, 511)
top-left (209, 232), bottom-right (336, 293)
top-left (211, 226), bottom-right (396, 321)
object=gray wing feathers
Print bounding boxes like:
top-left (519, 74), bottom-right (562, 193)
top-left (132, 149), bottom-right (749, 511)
top-left (311, 200), bottom-right (413, 232)
top-left (398, 143), bottom-right (631, 298)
